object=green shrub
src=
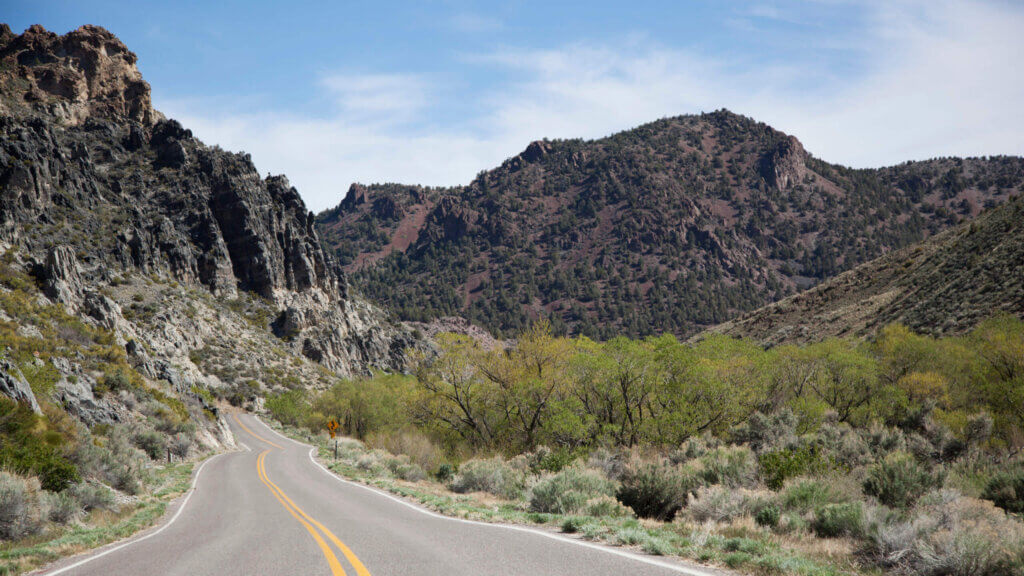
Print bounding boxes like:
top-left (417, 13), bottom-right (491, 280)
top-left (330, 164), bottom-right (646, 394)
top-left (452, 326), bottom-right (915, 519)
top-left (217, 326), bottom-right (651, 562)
top-left (436, 462), bottom-right (457, 482)
top-left (864, 451), bottom-right (942, 509)
top-left (529, 466), bottom-right (616, 514)
top-left (755, 503), bottom-right (781, 528)
top-left (723, 552), bottom-right (752, 569)
top-left (131, 427), bottom-right (167, 460)
top-left (583, 495), bottom-right (633, 518)
top-left (0, 398), bottom-right (80, 492)
top-left (723, 537), bottom-right (763, 554)
top-left (615, 525), bottom-right (650, 545)
top-left (35, 456), bottom-right (80, 492)
top-left (615, 461), bottom-right (698, 521)
top-left (982, 466), bottom-right (1024, 514)
top-left (448, 457), bottom-right (525, 499)
top-left (518, 445), bottom-right (580, 474)
top-left (813, 502), bottom-right (864, 538)
top-left (759, 444), bottom-right (832, 490)
top-left (780, 477), bottom-right (852, 512)
top-left (561, 516), bottom-right (586, 533)
top-left (97, 369), bottom-right (135, 396)
top-left (642, 536), bottom-right (673, 556)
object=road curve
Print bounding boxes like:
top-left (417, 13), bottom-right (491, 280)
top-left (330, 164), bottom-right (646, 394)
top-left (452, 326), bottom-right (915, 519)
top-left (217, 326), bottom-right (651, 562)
top-left (38, 413), bottom-right (728, 576)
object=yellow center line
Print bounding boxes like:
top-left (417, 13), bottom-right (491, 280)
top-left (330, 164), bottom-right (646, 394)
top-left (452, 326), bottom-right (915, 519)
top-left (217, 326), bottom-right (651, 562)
top-left (260, 458), bottom-right (373, 576)
top-left (257, 450), bottom-right (347, 576)
top-left (233, 413), bottom-right (284, 449)
top-left (237, 413), bottom-right (372, 576)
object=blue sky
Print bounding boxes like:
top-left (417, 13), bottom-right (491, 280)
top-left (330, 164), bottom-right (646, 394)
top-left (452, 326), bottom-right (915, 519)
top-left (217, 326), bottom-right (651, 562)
top-left (6, 1), bottom-right (1024, 211)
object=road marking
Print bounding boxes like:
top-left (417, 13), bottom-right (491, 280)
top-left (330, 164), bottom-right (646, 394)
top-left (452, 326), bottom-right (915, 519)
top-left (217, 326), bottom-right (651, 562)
top-left (252, 416), bottom-right (721, 576)
top-left (236, 413), bottom-right (371, 576)
top-left (41, 452), bottom-right (226, 576)
top-left (233, 413), bottom-right (284, 449)
top-left (256, 450), bottom-right (348, 576)
top-left (257, 450), bottom-right (372, 576)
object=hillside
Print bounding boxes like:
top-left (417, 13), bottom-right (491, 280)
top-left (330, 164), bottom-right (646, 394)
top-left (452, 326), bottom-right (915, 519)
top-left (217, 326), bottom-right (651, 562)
top-left (0, 22), bottom-right (417, 526)
top-left (317, 112), bottom-right (1024, 339)
top-left (711, 194), bottom-right (1024, 345)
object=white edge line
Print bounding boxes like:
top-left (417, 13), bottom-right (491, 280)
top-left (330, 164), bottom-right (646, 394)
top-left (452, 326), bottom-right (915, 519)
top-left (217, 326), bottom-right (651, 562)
top-left (41, 452), bottom-right (226, 576)
top-left (252, 415), bottom-right (721, 576)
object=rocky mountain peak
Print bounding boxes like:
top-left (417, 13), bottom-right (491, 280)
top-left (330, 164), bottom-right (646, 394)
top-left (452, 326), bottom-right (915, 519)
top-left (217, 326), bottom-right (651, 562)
top-left (0, 23), bottom-right (418, 376)
top-left (0, 24), bottom-right (158, 125)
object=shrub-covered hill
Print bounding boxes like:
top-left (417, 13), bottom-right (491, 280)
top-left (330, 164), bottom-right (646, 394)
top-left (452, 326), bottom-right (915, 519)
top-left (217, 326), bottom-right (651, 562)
top-left (317, 111), bottom-right (1024, 339)
top-left (712, 194), bottom-right (1024, 345)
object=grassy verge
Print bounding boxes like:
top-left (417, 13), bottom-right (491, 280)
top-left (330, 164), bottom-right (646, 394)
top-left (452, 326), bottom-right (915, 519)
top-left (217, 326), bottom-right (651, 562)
top-left (267, 421), bottom-right (865, 576)
top-left (0, 460), bottom-right (198, 575)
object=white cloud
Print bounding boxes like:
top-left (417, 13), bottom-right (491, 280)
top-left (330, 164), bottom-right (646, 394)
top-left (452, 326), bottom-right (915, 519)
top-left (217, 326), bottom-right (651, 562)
top-left (319, 73), bottom-right (430, 121)
top-left (156, 0), bottom-right (1024, 212)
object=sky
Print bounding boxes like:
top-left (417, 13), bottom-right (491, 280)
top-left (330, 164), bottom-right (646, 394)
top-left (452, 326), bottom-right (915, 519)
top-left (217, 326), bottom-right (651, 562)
top-left (6, 0), bottom-right (1024, 211)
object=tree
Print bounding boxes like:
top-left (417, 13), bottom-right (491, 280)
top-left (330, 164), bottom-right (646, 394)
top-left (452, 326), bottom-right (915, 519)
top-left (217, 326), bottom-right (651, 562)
top-left (414, 334), bottom-right (497, 447)
top-left (475, 321), bottom-right (577, 450)
top-left (801, 339), bottom-right (880, 425)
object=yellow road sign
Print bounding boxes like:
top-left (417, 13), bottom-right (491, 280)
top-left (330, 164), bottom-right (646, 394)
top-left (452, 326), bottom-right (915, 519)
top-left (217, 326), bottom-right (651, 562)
top-left (327, 420), bottom-right (339, 438)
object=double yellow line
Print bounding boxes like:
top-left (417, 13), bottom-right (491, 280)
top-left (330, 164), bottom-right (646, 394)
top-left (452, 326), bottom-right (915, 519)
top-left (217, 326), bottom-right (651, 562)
top-left (235, 414), bottom-right (371, 576)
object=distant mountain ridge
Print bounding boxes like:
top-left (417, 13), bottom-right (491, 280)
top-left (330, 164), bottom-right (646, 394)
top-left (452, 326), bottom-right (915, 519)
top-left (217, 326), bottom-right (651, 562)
top-left (317, 111), bottom-right (1024, 338)
top-left (711, 194), bottom-right (1024, 345)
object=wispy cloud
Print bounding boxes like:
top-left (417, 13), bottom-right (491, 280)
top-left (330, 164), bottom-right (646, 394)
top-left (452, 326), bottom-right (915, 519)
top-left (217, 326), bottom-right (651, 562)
top-left (319, 73), bottom-right (430, 122)
top-left (157, 0), bottom-right (1024, 212)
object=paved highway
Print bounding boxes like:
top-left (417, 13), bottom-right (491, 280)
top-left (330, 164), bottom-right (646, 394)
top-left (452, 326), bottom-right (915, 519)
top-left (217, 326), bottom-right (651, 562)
top-left (38, 413), bottom-right (726, 576)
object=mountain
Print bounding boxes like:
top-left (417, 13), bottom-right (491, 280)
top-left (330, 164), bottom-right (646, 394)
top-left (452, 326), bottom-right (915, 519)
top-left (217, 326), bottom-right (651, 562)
top-left (710, 194), bottom-right (1024, 345)
top-left (316, 111), bottom-right (1024, 339)
top-left (0, 25), bottom-right (415, 430)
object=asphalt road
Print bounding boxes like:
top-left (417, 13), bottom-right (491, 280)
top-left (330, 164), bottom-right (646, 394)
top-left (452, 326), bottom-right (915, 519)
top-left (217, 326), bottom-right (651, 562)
top-left (39, 413), bottom-right (727, 576)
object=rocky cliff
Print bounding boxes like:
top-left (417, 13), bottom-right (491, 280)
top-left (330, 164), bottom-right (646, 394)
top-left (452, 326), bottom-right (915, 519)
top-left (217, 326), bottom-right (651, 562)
top-left (0, 24), bottom-right (417, 432)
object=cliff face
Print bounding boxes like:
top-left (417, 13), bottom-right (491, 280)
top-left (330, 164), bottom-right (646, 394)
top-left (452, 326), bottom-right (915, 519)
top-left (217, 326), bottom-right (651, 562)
top-left (0, 24), bottom-right (415, 381)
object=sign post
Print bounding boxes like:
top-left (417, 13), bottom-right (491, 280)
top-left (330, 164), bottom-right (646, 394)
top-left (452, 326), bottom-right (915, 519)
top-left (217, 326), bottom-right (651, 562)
top-left (327, 419), bottom-right (339, 459)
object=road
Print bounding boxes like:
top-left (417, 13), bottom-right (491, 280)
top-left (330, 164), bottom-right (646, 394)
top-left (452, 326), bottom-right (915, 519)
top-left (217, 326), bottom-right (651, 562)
top-left (39, 413), bottom-right (726, 576)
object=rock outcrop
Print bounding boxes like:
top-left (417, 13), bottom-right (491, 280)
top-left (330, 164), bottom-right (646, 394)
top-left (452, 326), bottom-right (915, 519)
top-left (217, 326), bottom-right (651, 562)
top-left (0, 24), bottom-right (417, 376)
top-left (43, 245), bottom-right (84, 307)
top-left (0, 359), bottom-right (42, 414)
top-left (757, 135), bottom-right (806, 190)
top-left (0, 24), bottom-right (158, 126)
